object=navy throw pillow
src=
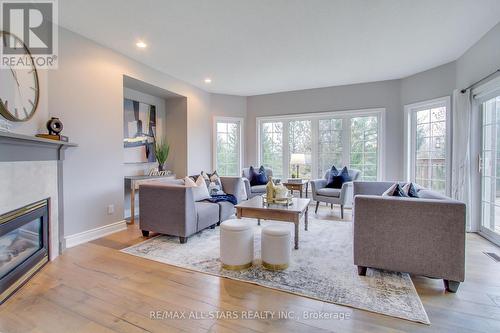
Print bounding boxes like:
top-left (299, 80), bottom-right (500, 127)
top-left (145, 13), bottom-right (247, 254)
top-left (326, 166), bottom-right (352, 189)
top-left (249, 166), bottom-right (268, 186)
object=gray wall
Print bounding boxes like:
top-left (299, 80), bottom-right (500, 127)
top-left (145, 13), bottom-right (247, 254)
top-left (48, 28), bottom-right (212, 238)
top-left (246, 80), bottom-right (403, 180)
top-left (456, 22), bottom-right (500, 89)
top-left (165, 97), bottom-right (188, 177)
top-left (400, 62), bottom-right (457, 106)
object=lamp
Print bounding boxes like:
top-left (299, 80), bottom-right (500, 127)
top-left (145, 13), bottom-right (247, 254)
top-left (290, 153), bottom-right (306, 178)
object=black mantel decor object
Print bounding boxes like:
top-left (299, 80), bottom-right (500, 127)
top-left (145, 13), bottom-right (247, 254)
top-left (35, 117), bottom-right (69, 142)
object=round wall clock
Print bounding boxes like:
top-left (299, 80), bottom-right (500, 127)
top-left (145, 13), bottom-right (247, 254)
top-left (0, 31), bottom-right (40, 122)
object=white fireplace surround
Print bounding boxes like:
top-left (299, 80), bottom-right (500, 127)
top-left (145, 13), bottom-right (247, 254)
top-left (0, 132), bottom-right (77, 260)
top-left (0, 161), bottom-right (59, 260)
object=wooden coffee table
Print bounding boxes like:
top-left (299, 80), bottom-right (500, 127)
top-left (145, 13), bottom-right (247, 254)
top-left (235, 196), bottom-right (311, 249)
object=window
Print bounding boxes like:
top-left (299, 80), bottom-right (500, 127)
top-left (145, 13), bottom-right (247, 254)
top-left (350, 116), bottom-right (378, 181)
top-left (261, 121), bottom-right (284, 178)
top-left (405, 97), bottom-right (450, 194)
top-left (318, 118), bottom-right (343, 177)
top-left (258, 109), bottom-right (384, 180)
top-left (213, 117), bottom-right (243, 176)
top-left (288, 120), bottom-right (312, 178)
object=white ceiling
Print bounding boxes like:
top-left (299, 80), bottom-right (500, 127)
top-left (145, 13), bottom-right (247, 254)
top-left (59, 0), bottom-right (500, 96)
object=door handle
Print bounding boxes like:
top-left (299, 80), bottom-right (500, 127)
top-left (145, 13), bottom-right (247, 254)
top-left (478, 154), bottom-right (483, 174)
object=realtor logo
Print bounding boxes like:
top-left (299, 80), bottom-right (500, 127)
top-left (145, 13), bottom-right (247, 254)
top-left (0, 0), bottom-right (58, 68)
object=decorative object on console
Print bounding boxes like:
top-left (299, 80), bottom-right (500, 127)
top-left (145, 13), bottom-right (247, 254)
top-left (290, 153), bottom-right (306, 179)
top-left (0, 31), bottom-right (39, 122)
top-left (147, 168), bottom-right (170, 176)
top-left (123, 98), bottom-right (157, 163)
top-left (153, 139), bottom-right (170, 172)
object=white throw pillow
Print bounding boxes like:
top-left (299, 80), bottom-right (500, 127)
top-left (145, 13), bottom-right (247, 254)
top-left (184, 176), bottom-right (196, 187)
top-left (382, 183), bottom-right (397, 196)
top-left (185, 175), bottom-right (211, 201)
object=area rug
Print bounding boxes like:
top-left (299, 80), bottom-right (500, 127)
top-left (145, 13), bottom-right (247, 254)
top-left (121, 218), bottom-right (430, 324)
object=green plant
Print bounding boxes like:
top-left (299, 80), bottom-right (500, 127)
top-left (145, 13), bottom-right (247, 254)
top-left (154, 139), bottom-right (170, 170)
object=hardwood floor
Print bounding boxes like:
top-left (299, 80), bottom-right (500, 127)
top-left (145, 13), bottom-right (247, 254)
top-left (1, 206), bottom-right (500, 333)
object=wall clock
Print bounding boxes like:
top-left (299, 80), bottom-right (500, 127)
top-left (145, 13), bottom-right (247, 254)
top-left (0, 31), bottom-right (40, 122)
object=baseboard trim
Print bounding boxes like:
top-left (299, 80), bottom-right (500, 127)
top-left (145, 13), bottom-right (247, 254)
top-left (65, 220), bottom-right (127, 248)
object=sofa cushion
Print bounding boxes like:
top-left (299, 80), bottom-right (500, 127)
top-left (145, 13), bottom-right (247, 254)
top-left (216, 201), bottom-right (235, 221)
top-left (317, 188), bottom-right (341, 197)
top-left (195, 202), bottom-right (219, 230)
top-left (418, 189), bottom-right (448, 200)
top-left (251, 184), bottom-right (267, 193)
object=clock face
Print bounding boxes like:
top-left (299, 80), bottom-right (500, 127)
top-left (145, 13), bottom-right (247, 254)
top-left (0, 32), bottom-right (39, 122)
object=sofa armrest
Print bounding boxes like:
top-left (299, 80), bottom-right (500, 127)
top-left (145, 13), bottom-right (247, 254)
top-left (242, 177), bottom-right (251, 199)
top-left (353, 195), bottom-right (466, 281)
top-left (139, 184), bottom-right (197, 237)
top-left (339, 181), bottom-right (353, 203)
top-left (310, 179), bottom-right (327, 192)
top-left (220, 177), bottom-right (246, 203)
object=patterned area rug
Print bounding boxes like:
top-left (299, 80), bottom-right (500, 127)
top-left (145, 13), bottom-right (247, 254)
top-left (121, 218), bottom-right (430, 324)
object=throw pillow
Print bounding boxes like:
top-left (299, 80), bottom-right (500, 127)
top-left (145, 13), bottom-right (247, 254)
top-left (382, 183), bottom-right (407, 197)
top-left (184, 176), bottom-right (211, 201)
top-left (249, 165), bottom-right (268, 186)
top-left (402, 182), bottom-right (419, 198)
top-left (201, 170), bottom-right (223, 194)
top-left (326, 166), bottom-right (352, 189)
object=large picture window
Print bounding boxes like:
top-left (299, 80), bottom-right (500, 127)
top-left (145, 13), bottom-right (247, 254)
top-left (261, 121), bottom-right (284, 178)
top-left (213, 117), bottom-right (243, 176)
top-left (258, 109), bottom-right (384, 181)
top-left (405, 97), bottom-right (450, 194)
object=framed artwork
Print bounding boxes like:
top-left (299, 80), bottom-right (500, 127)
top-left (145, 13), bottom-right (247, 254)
top-left (123, 98), bottom-right (157, 163)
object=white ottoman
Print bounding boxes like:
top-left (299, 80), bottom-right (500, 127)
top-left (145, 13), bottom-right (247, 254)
top-left (220, 219), bottom-right (254, 270)
top-left (261, 225), bottom-right (292, 271)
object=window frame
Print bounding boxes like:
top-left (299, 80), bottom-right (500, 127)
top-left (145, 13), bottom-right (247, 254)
top-left (256, 108), bottom-right (385, 180)
top-left (212, 116), bottom-right (244, 176)
top-left (404, 96), bottom-right (451, 195)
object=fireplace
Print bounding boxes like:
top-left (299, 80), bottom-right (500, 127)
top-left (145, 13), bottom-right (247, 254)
top-left (0, 199), bottom-right (49, 304)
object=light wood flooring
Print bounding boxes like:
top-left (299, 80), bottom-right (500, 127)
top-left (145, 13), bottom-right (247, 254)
top-left (1, 205), bottom-right (500, 333)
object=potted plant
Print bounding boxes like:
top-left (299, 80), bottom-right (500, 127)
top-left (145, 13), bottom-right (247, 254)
top-left (154, 139), bottom-right (170, 172)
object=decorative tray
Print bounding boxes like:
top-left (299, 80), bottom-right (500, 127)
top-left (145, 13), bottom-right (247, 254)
top-left (261, 194), bottom-right (294, 206)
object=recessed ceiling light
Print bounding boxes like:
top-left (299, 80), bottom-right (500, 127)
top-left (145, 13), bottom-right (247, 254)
top-left (136, 41), bottom-right (147, 48)
top-left (204, 78), bottom-right (212, 84)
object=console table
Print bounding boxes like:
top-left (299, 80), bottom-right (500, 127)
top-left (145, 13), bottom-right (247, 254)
top-left (282, 179), bottom-right (309, 198)
top-left (124, 174), bottom-right (176, 224)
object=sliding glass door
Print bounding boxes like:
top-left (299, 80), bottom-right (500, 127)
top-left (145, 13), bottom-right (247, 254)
top-left (480, 95), bottom-right (500, 244)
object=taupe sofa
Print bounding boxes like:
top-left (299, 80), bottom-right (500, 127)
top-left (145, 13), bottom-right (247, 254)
top-left (353, 181), bottom-right (466, 293)
top-left (139, 177), bottom-right (245, 243)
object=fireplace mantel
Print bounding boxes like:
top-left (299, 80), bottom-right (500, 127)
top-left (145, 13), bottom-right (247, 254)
top-left (0, 131), bottom-right (77, 162)
top-left (0, 130), bottom-right (77, 256)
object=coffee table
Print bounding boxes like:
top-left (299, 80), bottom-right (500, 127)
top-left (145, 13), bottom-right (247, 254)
top-left (235, 196), bottom-right (311, 249)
